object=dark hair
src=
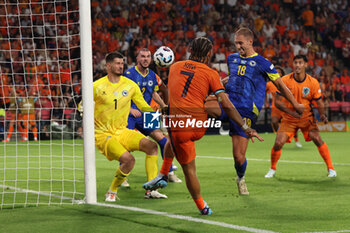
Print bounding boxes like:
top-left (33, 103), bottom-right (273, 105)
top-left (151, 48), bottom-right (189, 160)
top-left (136, 48), bottom-right (151, 57)
top-left (105, 52), bottom-right (124, 63)
top-left (235, 27), bottom-right (254, 39)
top-left (275, 65), bottom-right (285, 76)
top-left (293, 54), bottom-right (308, 62)
top-left (189, 37), bottom-right (213, 63)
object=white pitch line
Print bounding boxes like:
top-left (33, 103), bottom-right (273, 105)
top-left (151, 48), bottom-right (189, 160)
top-left (196, 156), bottom-right (350, 166)
top-left (94, 202), bottom-right (277, 233)
top-left (1, 184), bottom-right (276, 233)
top-left (302, 231), bottom-right (350, 233)
top-left (0, 185), bottom-right (84, 204)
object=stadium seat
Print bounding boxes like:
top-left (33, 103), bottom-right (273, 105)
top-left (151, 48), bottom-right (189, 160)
top-left (328, 102), bottom-right (341, 111)
top-left (341, 101), bottom-right (350, 114)
top-left (345, 84), bottom-right (350, 93)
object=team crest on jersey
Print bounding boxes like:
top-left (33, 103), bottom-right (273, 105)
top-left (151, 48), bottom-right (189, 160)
top-left (302, 87), bottom-right (310, 96)
top-left (249, 60), bottom-right (256, 67)
top-left (122, 90), bottom-right (128, 97)
top-left (148, 80), bottom-right (153, 86)
top-left (113, 92), bottom-right (118, 96)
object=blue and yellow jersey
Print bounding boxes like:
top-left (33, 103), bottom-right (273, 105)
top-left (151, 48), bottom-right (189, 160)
top-left (123, 66), bottom-right (162, 111)
top-left (93, 75), bottom-right (153, 134)
top-left (226, 52), bottom-right (279, 119)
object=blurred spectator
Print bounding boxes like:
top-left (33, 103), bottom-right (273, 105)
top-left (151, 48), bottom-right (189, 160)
top-left (332, 83), bottom-right (344, 102)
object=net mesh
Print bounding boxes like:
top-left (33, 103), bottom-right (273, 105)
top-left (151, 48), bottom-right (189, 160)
top-left (0, 0), bottom-right (84, 208)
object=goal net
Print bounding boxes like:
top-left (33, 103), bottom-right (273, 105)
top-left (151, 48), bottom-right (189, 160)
top-left (0, 0), bottom-right (85, 208)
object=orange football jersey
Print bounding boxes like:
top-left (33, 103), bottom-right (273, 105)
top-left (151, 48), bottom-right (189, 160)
top-left (278, 73), bottom-right (322, 121)
top-left (167, 60), bottom-right (224, 121)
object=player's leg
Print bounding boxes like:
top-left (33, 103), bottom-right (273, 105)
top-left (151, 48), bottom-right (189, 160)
top-left (294, 131), bottom-right (302, 148)
top-left (270, 115), bottom-right (280, 133)
top-left (142, 139), bottom-right (175, 190)
top-left (181, 159), bottom-right (212, 215)
top-left (124, 129), bottom-right (167, 198)
top-left (29, 114), bottom-right (38, 141)
top-left (149, 129), bottom-right (181, 183)
top-left (103, 136), bottom-right (135, 202)
top-left (2, 116), bottom-right (14, 142)
top-left (231, 135), bottom-right (250, 195)
top-left (21, 114), bottom-right (29, 141)
top-left (265, 132), bottom-right (289, 178)
top-left (308, 129), bottom-right (336, 177)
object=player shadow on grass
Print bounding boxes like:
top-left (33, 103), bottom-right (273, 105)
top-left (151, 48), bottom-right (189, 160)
top-left (274, 176), bottom-right (337, 186)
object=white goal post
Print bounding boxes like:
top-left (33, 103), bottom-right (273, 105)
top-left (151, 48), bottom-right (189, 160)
top-left (79, 0), bottom-right (96, 204)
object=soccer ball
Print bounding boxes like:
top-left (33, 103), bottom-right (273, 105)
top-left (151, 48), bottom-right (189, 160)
top-left (153, 46), bottom-right (175, 68)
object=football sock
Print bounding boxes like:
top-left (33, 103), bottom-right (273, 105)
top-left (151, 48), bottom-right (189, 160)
top-left (23, 128), bottom-right (28, 139)
top-left (7, 125), bottom-right (14, 138)
top-left (160, 156), bottom-right (173, 176)
top-left (158, 137), bottom-right (167, 159)
top-left (235, 159), bottom-right (247, 178)
top-left (157, 137), bottom-right (173, 172)
top-left (145, 154), bottom-right (158, 181)
top-left (317, 143), bottom-right (334, 170)
top-left (193, 196), bottom-right (205, 210)
top-left (110, 167), bottom-right (129, 192)
top-left (271, 148), bottom-right (282, 170)
top-left (32, 127), bottom-right (38, 138)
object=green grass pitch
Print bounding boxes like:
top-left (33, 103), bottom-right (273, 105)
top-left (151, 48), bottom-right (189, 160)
top-left (1, 131), bottom-right (350, 233)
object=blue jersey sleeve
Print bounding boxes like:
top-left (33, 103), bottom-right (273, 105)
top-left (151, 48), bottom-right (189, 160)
top-left (258, 58), bottom-right (280, 82)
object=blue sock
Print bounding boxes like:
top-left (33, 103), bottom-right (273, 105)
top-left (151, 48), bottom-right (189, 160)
top-left (234, 159), bottom-right (247, 178)
top-left (158, 137), bottom-right (173, 172)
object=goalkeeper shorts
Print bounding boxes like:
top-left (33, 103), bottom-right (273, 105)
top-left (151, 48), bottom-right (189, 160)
top-left (95, 128), bottom-right (146, 161)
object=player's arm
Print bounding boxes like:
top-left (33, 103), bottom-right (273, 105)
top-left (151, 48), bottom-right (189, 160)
top-left (275, 93), bottom-right (302, 118)
top-left (152, 91), bottom-right (166, 108)
top-left (132, 85), bottom-right (154, 113)
top-left (221, 76), bottom-right (229, 87)
top-left (272, 78), bottom-right (304, 116)
top-left (155, 74), bottom-right (168, 104)
top-left (315, 98), bottom-right (328, 124)
top-left (158, 83), bottom-right (168, 104)
top-left (216, 91), bottom-right (263, 142)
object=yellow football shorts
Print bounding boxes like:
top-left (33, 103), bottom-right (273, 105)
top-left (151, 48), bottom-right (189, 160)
top-left (95, 128), bottom-right (146, 161)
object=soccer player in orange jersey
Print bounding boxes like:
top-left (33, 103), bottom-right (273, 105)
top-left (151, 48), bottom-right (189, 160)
top-left (265, 55), bottom-right (336, 178)
top-left (143, 37), bottom-right (263, 215)
top-left (18, 90), bottom-right (38, 141)
top-left (265, 66), bottom-right (302, 147)
top-left (2, 87), bottom-right (23, 142)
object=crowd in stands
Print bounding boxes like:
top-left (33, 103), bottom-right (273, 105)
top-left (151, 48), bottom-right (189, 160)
top-left (1, 0), bottom-right (350, 140)
top-left (90, 0), bottom-right (350, 112)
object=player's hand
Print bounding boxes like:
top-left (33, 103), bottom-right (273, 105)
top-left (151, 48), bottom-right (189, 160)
top-left (288, 111), bottom-right (302, 119)
top-left (130, 108), bottom-right (141, 118)
top-left (294, 103), bottom-right (304, 116)
top-left (161, 105), bottom-right (168, 115)
top-left (244, 128), bottom-right (264, 143)
top-left (320, 114), bottom-right (328, 124)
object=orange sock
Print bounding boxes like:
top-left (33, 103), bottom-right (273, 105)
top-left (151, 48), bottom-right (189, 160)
top-left (317, 143), bottom-right (334, 170)
top-left (160, 156), bottom-right (173, 175)
top-left (271, 148), bottom-right (282, 170)
top-left (7, 125), bottom-right (14, 138)
top-left (32, 127), bottom-right (38, 138)
top-left (23, 128), bottom-right (28, 138)
top-left (193, 196), bottom-right (205, 210)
